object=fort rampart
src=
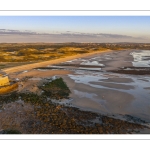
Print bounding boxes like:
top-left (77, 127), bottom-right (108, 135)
top-left (0, 76), bottom-right (10, 86)
top-left (0, 82), bottom-right (18, 94)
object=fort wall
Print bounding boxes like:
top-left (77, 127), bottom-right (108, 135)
top-left (0, 82), bottom-right (18, 94)
top-left (0, 76), bottom-right (10, 86)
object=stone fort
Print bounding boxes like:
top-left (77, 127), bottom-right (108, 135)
top-left (0, 70), bottom-right (18, 94)
top-left (0, 71), bottom-right (10, 87)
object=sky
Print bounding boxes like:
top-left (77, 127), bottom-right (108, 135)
top-left (0, 16), bottom-right (150, 43)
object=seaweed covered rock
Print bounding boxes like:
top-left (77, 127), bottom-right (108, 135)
top-left (0, 129), bottom-right (21, 134)
top-left (39, 77), bottom-right (71, 99)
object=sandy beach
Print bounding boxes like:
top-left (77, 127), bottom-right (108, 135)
top-left (1, 49), bottom-right (150, 134)
top-left (3, 50), bottom-right (111, 74)
top-left (7, 49), bottom-right (150, 123)
top-left (60, 49), bottom-right (150, 123)
top-left (6, 49), bottom-right (149, 121)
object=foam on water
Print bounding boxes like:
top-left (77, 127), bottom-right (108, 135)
top-left (79, 67), bottom-right (101, 71)
top-left (130, 50), bottom-right (150, 67)
top-left (80, 60), bottom-right (104, 66)
top-left (37, 69), bottom-right (49, 71)
top-left (22, 70), bottom-right (28, 73)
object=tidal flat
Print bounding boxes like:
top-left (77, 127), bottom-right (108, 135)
top-left (0, 48), bottom-right (150, 134)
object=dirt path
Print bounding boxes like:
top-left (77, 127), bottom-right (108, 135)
top-left (3, 50), bottom-right (111, 74)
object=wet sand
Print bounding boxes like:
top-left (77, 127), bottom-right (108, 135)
top-left (10, 69), bottom-right (71, 79)
top-left (1, 49), bottom-right (150, 133)
top-left (60, 49), bottom-right (150, 123)
top-left (7, 49), bottom-right (150, 123)
top-left (97, 50), bottom-right (134, 71)
top-left (99, 77), bottom-right (134, 83)
top-left (63, 75), bottom-right (135, 114)
top-left (89, 81), bottom-right (135, 90)
top-left (0, 93), bottom-right (147, 134)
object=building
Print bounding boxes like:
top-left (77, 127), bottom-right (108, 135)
top-left (0, 70), bottom-right (18, 94)
top-left (0, 71), bottom-right (10, 87)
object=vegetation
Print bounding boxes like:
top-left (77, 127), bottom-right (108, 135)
top-left (0, 43), bottom-right (100, 63)
top-left (0, 43), bottom-right (150, 133)
top-left (0, 43), bottom-right (150, 69)
top-left (0, 129), bottom-right (21, 134)
top-left (0, 43), bottom-right (148, 62)
top-left (39, 77), bottom-right (71, 99)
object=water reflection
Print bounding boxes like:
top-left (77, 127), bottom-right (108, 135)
top-left (67, 50), bottom-right (150, 123)
top-left (74, 90), bottom-right (97, 99)
top-left (131, 50), bottom-right (150, 67)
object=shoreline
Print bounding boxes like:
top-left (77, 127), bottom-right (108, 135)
top-left (3, 49), bottom-right (112, 74)
top-left (0, 49), bottom-right (150, 133)
top-left (60, 49), bottom-right (150, 123)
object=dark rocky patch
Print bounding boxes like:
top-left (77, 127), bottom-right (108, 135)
top-left (0, 78), bottom-right (149, 134)
top-left (0, 129), bottom-right (21, 134)
top-left (35, 66), bottom-right (102, 72)
top-left (55, 63), bottom-right (104, 68)
top-left (110, 67), bottom-right (150, 75)
top-left (124, 115), bottom-right (147, 124)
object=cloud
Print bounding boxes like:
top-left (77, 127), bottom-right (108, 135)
top-left (0, 28), bottom-right (146, 43)
top-left (59, 32), bottom-right (140, 39)
top-left (0, 29), bottom-right (37, 35)
top-left (0, 28), bottom-right (139, 38)
top-left (97, 33), bottom-right (133, 39)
